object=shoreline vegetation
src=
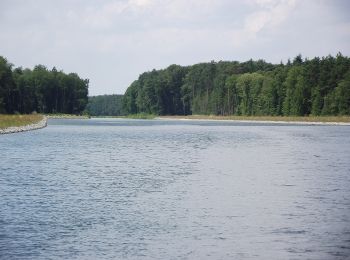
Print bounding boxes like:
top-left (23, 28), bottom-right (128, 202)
top-left (0, 114), bottom-right (47, 134)
top-left (0, 114), bottom-right (44, 129)
top-left (46, 114), bottom-right (90, 119)
top-left (0, 56), bottom-right (88, 115)
top-left (95, 113), bottom-right (350, 125)
top-left (123, 54), bottom-right (350, 118)
top-left (155, 115), bottom-right (350, 125)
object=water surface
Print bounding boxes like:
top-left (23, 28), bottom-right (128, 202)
top-left (1, 118), bottom-right (350, 259)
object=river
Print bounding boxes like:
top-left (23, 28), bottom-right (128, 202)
top-left (1, 118), bottom-right (350, 259)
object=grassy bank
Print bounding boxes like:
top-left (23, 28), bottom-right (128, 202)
top-left (0, 114), bottom-right (44, 129)
top-left (156, 115), bottom-right (350, 123)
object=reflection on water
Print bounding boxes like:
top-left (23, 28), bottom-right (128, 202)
top-left (1, 118), bottom-right (350, 259)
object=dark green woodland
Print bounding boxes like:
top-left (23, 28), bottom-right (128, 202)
top-left (2, 54), bottom-right (349, 117)
top-left (123, 54), bottom-right (350, 116)
top-left (86, 95), bottom-right (125, 116)
top-left (0, 56), bottom-right (88, 114)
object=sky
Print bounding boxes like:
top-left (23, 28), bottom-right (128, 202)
top-left (0, 0), bottom-right (350, 96)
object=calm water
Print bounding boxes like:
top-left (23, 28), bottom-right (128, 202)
top-left (1, 118), bottom-right (350, 259)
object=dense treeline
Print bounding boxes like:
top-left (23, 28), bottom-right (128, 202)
top-left (123, 54), bottom-right (350, 116)
top-left (0, 56), bottom-right (89, 114)
top-left (86, 95), bottom-right (125, 116)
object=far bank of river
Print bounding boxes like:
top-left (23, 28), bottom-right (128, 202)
top-left (155, 115), bottom-right (350, 125)
top-left (46, 114), bottom-right (90, 119)
top-left (2, 114), bottom-right (350, 135)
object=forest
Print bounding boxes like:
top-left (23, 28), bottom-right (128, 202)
top-left (123, 54), bottom-right (350, 116)
top-left (0, 56), bottom-right (89, 114)
top-left (86, 95), bottom-right (125, 116)
top-left (2, 54), bottom-right (349, 117)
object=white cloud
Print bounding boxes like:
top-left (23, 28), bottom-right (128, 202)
top-left (0, 0), bottom-right (349, 95)
top-left (232, 0), bottom-right (297, 46)
top-left (83, 0), bottom-right (156, 29)
top-left (129, 0), bottom-right (154, 7)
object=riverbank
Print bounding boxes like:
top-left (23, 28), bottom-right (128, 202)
top-left (155, 115), bottom-right (350, 125)
top-left (46, 114), bottom-right (90, 119)
top-left (90, 114), bottom-right (155, 119)
top-left (0, 115), bottom-right (47, 134)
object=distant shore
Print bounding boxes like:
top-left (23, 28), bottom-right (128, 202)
top-left (46, 114), bottom-right (90, 119)
top-left (90, 114), bottom-right (350, 125)
top-left (0, 115), bottom-right (47, 134)
top-left (155, 115), bottom-right (350, 125)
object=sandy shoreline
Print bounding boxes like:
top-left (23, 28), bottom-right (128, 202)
top-left (46, 114), bottom-right (90, 119)
top-left (0, 116), bottom-right (48, 134)
top-left (155, 116), bottom-right (350, 125)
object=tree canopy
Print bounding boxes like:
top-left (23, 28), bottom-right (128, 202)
top-left (123, 54), bottom-right (350, 116)
top-left (0, 56), bottom-right (89, 114)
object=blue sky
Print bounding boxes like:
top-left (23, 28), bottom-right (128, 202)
top-left (1, 0), bottom-right (349, 95)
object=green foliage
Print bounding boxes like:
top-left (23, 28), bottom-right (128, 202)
top-left (86, 95), bottom-right (125, 116)
top-left (0, 56), bottom-right (88, 114)
top-left (283, 66), bottom-right (309, 116)
top-left (334, 70), bottom-right (350, 115)
top-left (236, 73), bottom-right (265, 115)
top-left (0, 56), bottom-right (15, 113)
top-left (123, 54), bottom-right (350, 116)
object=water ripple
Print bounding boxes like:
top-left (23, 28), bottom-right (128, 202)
top-left (0, 119), bottom-right (350, 259)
